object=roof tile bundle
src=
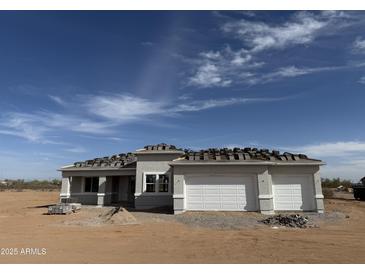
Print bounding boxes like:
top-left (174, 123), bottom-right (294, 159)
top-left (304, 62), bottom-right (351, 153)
top-left (74, 153), bottom-right (136, 168)
top-left (71, 144), bottom-right (319, 169)
top-left (182, 147), bottom-right (318, 162)
top-left (143, 143), bottom-right (178, 151)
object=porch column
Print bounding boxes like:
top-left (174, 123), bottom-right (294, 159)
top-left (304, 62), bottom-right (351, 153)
top-left (313, 169), bottom-right (324, 213)
top-left (60, 175), bottom-right (71, 202)
top-left (97, 176), bottom-right (107, 207)
top-left (257, 169), bottom-right (275, 215)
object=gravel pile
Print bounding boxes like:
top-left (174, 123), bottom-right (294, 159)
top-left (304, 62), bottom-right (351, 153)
top-left (259, 214), bottom-right (310, 228)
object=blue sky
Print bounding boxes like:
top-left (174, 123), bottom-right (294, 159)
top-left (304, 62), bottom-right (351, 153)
top-left (0, 10), bottom-right (365, 180)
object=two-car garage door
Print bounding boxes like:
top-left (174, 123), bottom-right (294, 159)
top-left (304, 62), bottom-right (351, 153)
top-left (185, 175), bottom-right (258, 211)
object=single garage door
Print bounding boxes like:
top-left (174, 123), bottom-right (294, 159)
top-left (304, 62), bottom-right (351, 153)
top-left (185, 175), bottom-right (258, 211)
top-left (272, 175), bottom-right (315, 211)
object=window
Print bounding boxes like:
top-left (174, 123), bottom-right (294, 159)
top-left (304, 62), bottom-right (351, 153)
top-left (84, 177), bottom-right (99, 192)
top-left (145, 173), bottom-right (170, 193)
top-left (159, 175), bottom-right (169, 192)
top-left (146, 175), bottom-right (156, 192)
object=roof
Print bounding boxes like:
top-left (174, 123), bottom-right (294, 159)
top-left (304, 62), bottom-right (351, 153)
top-left (61, 153), bottom-right (137, 170)
top-left (173, 147), bottom-right (322, 165)
top-left (135, 143), bottom-right (185, 154)
top-left (60, 143), bottom-right (181, 170)
top-left (60, 144), bottom-right (323, 171)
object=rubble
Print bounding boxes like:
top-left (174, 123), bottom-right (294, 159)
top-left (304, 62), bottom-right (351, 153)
top-left (259, 214), bottom-right (311, 228)
top-left (48, 203), bottom-right (81, 215)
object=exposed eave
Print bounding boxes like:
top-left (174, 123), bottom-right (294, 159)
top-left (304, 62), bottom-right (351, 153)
top-left (58, 167), bottom-right (136, 172)
top-left (169, 160), bottom-right (325, 166)
top-left (134, 150), bottom-right (185, 155)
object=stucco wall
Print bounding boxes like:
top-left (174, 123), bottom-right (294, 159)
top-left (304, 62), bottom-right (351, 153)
top-left (134, 153), bottom-right (182, 209)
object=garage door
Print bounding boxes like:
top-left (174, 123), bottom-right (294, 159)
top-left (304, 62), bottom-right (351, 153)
top-left (185, 175), bottom-right (258, 211)
top-left (272, 175), bottom-right (315, 211)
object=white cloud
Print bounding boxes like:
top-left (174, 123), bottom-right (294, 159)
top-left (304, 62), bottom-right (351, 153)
top-left (0, 93), bottom-right (286, 144)
top-left (352, 36), bottom-right (365, 53)
top-left (256, 65), bottom-right (343, 84)
top-left (85, 94), bottom-right (167, 122)
top-left (141, 41), bottom-right (155, 47)
top-left (88, 93), bottom-right (283, 118)
top-left (187, 46), bottom-right (263, 88)
top-left (187, 11), bottom-right (355, 89)
top-left (188, 63), bottom-right (232, 88)
top-left (65, 147), bottom-right (87, 153)
top-left (174, 97), bottom-right (282, 112)
top-left (48, 95), bottom-right (66, 106)
top-left (286, 141), bottom-right (365, 158)
top-left (359, 76), bottom-right (365, 84)
top-left (0, 111), bottom-right (115, 143)
top-left (0, 113), bottom-right (49, 143)
top-left (222, 12), bottom-right (329, 52)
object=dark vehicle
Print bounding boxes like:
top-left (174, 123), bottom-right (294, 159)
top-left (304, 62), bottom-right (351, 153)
top-left (353, 177), bottom-right (365, 201)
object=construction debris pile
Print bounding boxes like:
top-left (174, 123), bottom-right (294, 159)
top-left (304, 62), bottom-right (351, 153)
top-left (259, 214), bottom-right (310, 228)
top-left (48, 203), bottom-right (81, 215)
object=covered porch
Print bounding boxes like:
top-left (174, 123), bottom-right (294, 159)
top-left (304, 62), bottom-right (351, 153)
top-left (60, 169), bottom-right (136, 207)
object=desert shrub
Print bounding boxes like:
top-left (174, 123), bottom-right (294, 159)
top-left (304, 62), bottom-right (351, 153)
top-left (322, 188), bottom-right (334, 199)
top-left (0, 179), bottom-right (61, 191)
top-left (321, 177), bottom-right (353, 189)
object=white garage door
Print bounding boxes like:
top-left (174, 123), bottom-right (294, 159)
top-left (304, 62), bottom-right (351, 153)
top-left (185, 175), bottom-right (258, 211)
top-left (272, 175), bottom-right (315, 211)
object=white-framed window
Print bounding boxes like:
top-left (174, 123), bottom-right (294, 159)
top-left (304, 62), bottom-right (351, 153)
top-left (158, 174), bottom-right (169, 192)
top-left (144, 173), bottom-right (170, 193)
top-left (145, 174), bottom-right (157, 192)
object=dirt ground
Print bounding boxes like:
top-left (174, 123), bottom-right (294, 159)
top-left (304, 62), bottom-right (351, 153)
top-left (0, 191), bottom-right (364, 263)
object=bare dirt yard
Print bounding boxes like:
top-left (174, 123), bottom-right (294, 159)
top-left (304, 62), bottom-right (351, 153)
top-left (0, 191), bottom-right (364, 263)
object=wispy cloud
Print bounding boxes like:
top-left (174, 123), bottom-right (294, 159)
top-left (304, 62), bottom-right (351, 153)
top-left (48, 95), bottom-right (66, 106)
top-left (188, 63), bottom-right (232, 88)
top-left (187, 46), bottom-right (263, 88)
top-left (88, 93), bottom-right (285, 119)
top-left (0, 93), bottom-right (285, 144)
top-left (359, 75), bottom-right (365, 84)
top-left (187, 11), bottom-right (357, 89)
top-left (85, 94), bottom-right (167, 122)
top-left (222, 12), bottom-right (329, 52)
top-left (64, 147), bottom-right (87, 153)
top-left (140, 41), bottom-right (155, 47)
top-left (285, 141), bottom-right (365, 158)
top-left (173, 97), bottom-right (283, 112)
top-left (0, 111), bottom-right (115, 143)
top-left (252, 65), bottom-right (344, 85)
top-left (352, 36), bottom-right (365, 53)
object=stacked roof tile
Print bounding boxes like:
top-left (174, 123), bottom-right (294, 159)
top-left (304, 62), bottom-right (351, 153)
top-left (74, 153), bottom-right (136, 168)
top-left (69, 144), bottom-right (319, 169)
top-left (181, 147), bottom-right (318, 162)
top-left (142, 143), bottom-right (179, 151)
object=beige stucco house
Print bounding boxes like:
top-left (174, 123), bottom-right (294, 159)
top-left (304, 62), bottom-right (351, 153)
top-left (59, 143), bottom-right (325, 214)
